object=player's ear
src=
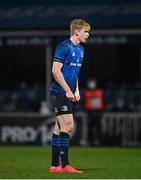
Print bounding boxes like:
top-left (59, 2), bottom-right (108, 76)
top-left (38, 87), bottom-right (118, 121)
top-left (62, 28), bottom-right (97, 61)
top-left (74, 29), bottom-right (79, 36)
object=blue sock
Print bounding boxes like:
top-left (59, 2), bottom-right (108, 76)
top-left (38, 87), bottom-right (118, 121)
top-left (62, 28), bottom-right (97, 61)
top-left (51, 133), bottom-right (60, 167)
top-left (59, 132), bottom-right (70, 168)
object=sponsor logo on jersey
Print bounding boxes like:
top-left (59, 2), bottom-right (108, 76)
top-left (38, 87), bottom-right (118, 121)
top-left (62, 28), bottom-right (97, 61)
top-left (70, 62), bottom-right (82, 67)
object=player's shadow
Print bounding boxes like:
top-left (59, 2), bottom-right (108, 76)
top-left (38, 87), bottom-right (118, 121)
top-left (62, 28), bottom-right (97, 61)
top-left (80, 168), bottom-right (100, 172)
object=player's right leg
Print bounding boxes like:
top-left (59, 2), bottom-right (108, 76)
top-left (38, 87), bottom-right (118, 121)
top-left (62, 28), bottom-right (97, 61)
top-left (50, 118), bottom-right (64, 173)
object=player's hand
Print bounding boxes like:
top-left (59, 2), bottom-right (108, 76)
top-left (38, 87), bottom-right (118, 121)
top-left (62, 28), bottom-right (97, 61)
top-left (66, 91), bottom-right (76, 102)
top-left (74, 90), bottom-right (81, 101)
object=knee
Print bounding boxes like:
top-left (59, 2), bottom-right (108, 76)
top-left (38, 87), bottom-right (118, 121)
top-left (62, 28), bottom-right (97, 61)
top-left (61, 122), bottom-right (74, 135)
top-left (68, 124), bottom-right (73, 134)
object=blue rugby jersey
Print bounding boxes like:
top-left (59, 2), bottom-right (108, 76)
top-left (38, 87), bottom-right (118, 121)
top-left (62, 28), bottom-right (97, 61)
top-left (50, 39), bottom-right (84, 94)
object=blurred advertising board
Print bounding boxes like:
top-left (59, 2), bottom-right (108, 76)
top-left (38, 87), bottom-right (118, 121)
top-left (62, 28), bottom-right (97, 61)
top-left (0, 112), bottom-right (88, 146)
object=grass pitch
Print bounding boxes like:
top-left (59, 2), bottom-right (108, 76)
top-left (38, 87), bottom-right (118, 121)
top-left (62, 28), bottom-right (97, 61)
top-left (0, 146), bottom-right (141, 179)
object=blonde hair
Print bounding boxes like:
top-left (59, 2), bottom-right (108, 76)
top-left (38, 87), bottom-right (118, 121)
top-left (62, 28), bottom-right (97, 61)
top-left (70, 19), bottom-right (91, 35)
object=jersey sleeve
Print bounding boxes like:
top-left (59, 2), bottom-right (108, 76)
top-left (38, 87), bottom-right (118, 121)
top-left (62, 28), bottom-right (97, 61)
top-left (53, 44), bottom-right (69, 63)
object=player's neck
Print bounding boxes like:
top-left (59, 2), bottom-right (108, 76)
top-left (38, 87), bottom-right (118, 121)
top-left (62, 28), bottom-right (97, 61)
top-left (70, 35), bottom-right (80, 46)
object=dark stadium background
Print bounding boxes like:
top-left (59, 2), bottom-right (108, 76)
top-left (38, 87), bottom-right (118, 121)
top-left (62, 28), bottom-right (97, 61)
top-left (0, 0), bottom-right (141, 147)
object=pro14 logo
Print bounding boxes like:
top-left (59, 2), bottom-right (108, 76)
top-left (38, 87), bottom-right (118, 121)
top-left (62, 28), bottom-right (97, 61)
top-left (0, 117), bottom-right (55, 145)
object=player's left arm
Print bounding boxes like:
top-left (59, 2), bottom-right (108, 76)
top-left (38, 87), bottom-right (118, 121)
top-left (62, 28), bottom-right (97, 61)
top-left (74, 79), bottom-right (81, 101)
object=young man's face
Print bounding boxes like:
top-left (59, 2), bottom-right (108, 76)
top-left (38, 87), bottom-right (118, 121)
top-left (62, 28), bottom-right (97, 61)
top-left (77, 26), bottom-right (90, 43)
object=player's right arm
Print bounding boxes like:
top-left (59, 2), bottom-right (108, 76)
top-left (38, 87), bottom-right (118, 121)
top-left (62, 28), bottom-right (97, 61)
top-left (52, 61), bottom-right (75, 101)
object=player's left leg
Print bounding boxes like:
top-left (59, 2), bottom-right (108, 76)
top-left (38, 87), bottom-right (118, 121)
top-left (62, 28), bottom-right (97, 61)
top-left (58, 114), bottom-right (83, 173)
